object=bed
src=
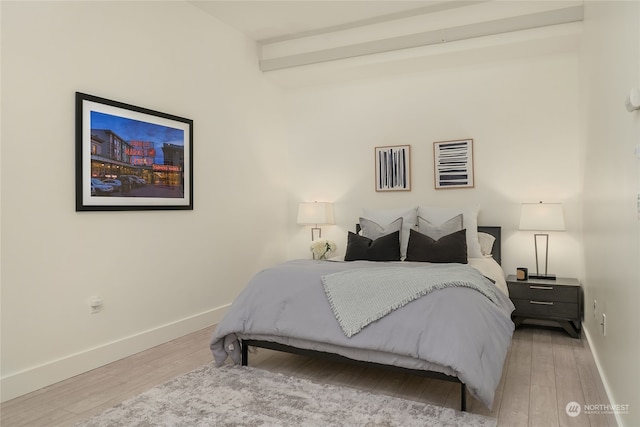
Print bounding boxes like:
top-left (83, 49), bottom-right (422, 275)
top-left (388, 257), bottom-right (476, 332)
top-left (210, 220), bottom-right (514, 412)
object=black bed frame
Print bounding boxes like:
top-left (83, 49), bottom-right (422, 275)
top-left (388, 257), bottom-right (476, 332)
top-left (241, 226), bottom-right (502, 412)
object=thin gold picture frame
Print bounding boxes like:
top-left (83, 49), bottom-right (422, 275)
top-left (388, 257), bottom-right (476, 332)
top-left (375, 145), bottom-right (411, 192)
top-left (433, 139), bottom-right (474, 189)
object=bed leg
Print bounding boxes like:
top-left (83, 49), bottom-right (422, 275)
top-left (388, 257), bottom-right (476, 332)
top-left (460, 383), bottom-right (467, 412)
top-left (241, 341), bottom-right (248, 366)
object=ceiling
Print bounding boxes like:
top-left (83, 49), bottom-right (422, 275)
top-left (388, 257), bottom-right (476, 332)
top-left (188, 1), bottom-right (583, 87)
top-left (189, 1), bottom-right (467, 42)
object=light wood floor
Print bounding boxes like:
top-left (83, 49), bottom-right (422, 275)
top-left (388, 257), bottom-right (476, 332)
top-left (1, 324), bottom-right (617, 427)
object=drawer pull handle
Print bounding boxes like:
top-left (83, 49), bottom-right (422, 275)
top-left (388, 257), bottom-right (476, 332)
top-left (529, 286), bottom-right (553, 290)
top-left (530, 301), bottom-right (554, 305)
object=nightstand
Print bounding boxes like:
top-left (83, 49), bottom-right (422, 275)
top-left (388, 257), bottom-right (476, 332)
top-left (506, 275), bottom-right (582, 338)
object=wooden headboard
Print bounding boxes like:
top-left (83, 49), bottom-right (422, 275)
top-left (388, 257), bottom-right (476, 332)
top-left (354, 224), bottom-right (502, 265)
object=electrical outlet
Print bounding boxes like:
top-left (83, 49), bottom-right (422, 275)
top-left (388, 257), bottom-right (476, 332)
top-left (601, 313), bottom-right (607, 336)
top-left (593, 300), bottom-right (597, 320)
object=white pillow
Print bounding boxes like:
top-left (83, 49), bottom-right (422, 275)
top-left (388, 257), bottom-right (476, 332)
top-left (362, 206), bottom-right (418, 260)
top-left (417, 206), bottom-right (482, 258)
top-left (478, 232), bottom-right (496, 256)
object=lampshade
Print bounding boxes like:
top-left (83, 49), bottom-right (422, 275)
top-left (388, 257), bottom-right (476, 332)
top-left (519, 202), bottom-right (565, 231)
top-left (297, 202), bottom-right (335, 226)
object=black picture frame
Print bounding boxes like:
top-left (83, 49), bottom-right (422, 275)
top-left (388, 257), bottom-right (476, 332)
top-left (75, 92), bottom-right (193, 211)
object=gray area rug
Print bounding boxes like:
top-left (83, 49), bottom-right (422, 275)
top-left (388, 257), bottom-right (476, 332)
top-left (76, 363), bottom-right (497, 427)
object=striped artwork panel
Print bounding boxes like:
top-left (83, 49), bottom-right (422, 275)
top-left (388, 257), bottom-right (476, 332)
top-left (434, 139), bottom-right (474, 189)
top-left (375, 145), bottom-right (411, 191)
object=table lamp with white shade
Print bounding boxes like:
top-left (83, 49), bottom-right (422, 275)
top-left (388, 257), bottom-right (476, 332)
top-left (519, 202), bottom-right (565, 280)
top-left (297, 202), bottom-right (335, 241)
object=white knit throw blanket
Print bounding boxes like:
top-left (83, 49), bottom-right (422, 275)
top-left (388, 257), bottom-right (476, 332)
top-left (321, 264), bottom-right (499, 338)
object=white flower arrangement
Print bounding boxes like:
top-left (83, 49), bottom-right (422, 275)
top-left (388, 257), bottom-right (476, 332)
top-left (310, 239), bottom-right (337, 260)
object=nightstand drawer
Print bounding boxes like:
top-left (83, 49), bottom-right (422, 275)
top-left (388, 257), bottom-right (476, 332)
top-left (512, 299), bottom-right (579, 319)
top-left (508, 284), bottom-right (577, 303)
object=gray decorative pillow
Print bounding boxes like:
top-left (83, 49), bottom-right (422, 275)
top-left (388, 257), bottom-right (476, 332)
top-left (362, 207), bottom-right (418, 260)
top-left (417, 214), bottom-right (463, 241)
top-left (359, 217), bottom-right (403, 241)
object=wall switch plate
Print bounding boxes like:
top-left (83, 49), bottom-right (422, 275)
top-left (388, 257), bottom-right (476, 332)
top-left (90, 297), bottom-right (103, 314)
top-left (601, 313), bottom-right (607, 336)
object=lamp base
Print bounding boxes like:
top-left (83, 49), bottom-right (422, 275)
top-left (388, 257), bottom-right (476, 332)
top-left (528, 273), bottom-right (557, 280)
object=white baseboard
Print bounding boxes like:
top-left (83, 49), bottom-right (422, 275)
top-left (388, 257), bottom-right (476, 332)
top-left (0, 304), bottom-right (230, 403)
top-left (583, 326), bottom-right (622, 427)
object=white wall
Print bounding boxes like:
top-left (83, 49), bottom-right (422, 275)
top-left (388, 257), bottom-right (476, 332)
top-left (0, 1), bottom-right (288, 401)
top-left (284, 49), bottom-right (583, 280)
top-left (4, 5), bottom-right (637, 423)
top-left (580, 2), bottom-right (640, 426)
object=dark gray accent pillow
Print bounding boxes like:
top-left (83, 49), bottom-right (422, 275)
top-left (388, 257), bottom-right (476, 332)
top-left (344, 231), bottom-right (401, 261)
top-left (405, 228), bottom-right (468, 264)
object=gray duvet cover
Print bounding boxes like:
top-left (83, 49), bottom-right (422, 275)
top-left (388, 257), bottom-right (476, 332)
top-left (210, 259), bottom-right (515, 409)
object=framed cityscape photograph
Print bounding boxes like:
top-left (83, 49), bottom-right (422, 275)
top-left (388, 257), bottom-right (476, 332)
top-left (433, 139), bottom-right (474, 189)
top-left (375, 145), bottom-right (411, 191)
top-left (75, 92), bottom-right (193, 211)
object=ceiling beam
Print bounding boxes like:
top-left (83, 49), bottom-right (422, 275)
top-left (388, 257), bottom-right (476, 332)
top-left (259, 5), bottom-right (583, 72)
top-left (258, 1), bottom-right (490, 45)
